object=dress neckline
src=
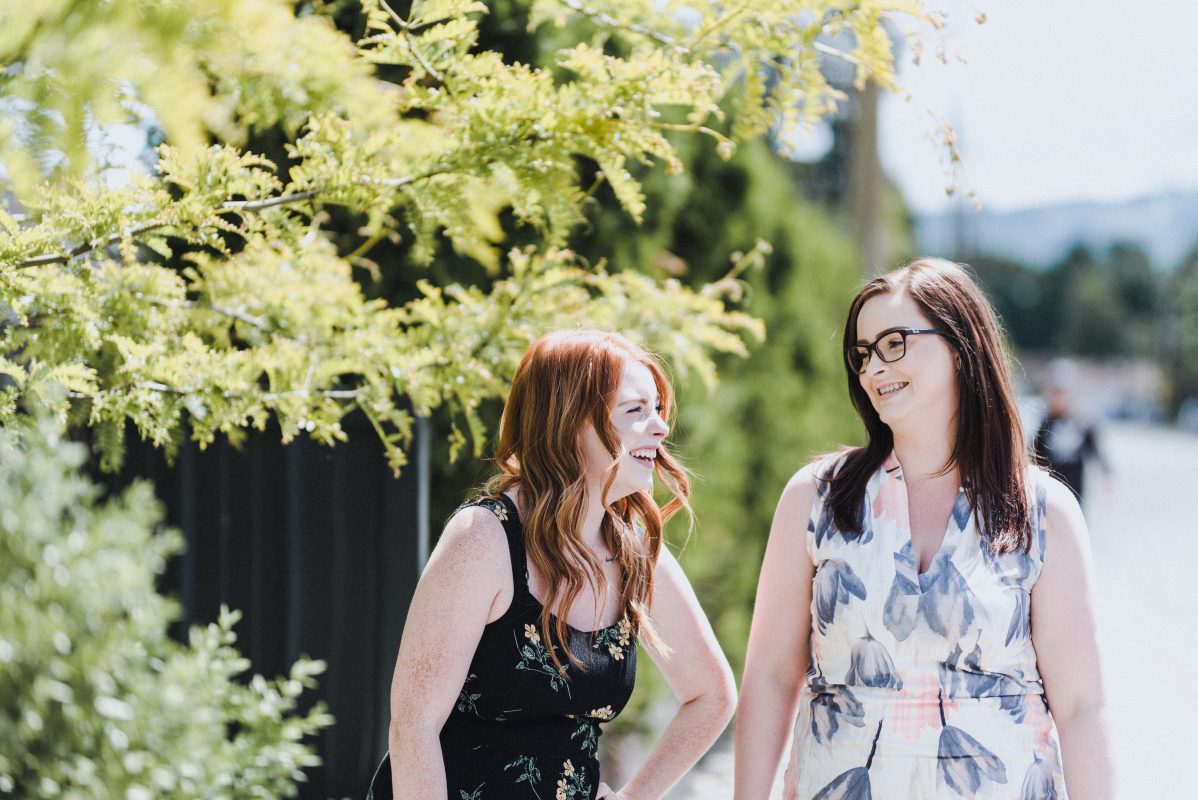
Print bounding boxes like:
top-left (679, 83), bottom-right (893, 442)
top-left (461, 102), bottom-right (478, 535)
top-left (496, 492), bottom-right (631, 636)
top-left (881, 452), bottom-right (968, 580)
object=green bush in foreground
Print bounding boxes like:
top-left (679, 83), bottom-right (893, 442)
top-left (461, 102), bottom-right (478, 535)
top-left (0, 419), bottom-right (331, 799)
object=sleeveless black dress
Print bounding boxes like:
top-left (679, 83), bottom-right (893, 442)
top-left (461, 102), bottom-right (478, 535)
top-left (369, 494), bottom-right (638, 800)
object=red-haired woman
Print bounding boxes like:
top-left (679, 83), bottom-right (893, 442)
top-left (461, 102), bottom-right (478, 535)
top-left (734, 259), bottom-right (1115, 799)
top-left (378, 330), bottom-right (736, 800)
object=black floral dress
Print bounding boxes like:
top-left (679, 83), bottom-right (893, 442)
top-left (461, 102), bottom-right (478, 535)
top-left (369, 494), bottom-right (637, 800)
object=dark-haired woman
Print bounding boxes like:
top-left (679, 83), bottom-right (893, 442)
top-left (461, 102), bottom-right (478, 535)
top-left (734, 259), bottom-right (1114, 799)
top-left (380, 329), bottom-right (736, 800)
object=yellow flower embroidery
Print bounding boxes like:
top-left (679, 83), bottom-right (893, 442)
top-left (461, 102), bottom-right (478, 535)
top-left (563, 759), bottom-right (575, 776)
top-left (523, 623), bottom-right (541, 645)
top-left (608, 643), bottom-right (624, 660)
top-left (617, 617), bottom-right (632, 646)
top-left (587, 706), bottom-right (614, 721)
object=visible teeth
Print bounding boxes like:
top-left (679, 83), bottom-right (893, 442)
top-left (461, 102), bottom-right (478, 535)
top-left (630, 449), bottom-right (657, 459)
top-left (878, 383), bottom-right (907, 396)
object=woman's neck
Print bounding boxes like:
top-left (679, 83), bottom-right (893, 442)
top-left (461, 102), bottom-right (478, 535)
top-left (891, 425), bottom-right (958, 483)
top-left (579, 494), bottom-right (607, 549)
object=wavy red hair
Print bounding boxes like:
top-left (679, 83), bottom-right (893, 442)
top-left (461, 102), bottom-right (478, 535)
top-left (484, 329), bottom-right (690, 674)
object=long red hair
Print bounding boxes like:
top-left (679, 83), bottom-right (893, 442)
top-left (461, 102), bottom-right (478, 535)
top-left (484, 329), bottom-right (690, 673)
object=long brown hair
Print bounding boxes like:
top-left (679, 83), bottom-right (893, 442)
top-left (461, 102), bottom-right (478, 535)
top-left (826, 258), bottom-right (1033, 553)
top-left (484, 329), bottom-right (691, 673)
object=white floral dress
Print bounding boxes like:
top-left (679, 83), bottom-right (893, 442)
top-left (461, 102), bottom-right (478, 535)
top-left (786, 454), bottom-right (1068, 799)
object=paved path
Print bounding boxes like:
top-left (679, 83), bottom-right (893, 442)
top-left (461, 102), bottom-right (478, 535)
top-left (628, 422), bottom-right (1198, 798)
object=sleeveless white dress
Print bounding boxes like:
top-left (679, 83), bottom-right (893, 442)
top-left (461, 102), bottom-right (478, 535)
top-left (785, 453), bottom-right (1068, 799)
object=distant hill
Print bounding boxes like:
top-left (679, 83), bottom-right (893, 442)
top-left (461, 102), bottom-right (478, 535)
top-left (914, 190), bottom-right (1198, 271)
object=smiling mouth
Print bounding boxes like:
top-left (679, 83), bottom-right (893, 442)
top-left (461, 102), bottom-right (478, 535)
top-left (629, 449), bottom-right (657, 466)
top-left (877, 382), bottom-right (909, 398)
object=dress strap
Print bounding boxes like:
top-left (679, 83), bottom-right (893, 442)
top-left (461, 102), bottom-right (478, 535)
top-left (453, 494), bottom-right (530, 594)
top-left (494, 493), bottom-right (531, 594)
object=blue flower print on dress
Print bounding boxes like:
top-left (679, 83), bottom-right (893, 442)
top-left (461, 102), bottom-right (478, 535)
top-left (883, 544), bottom-right (920, 641)
top-left (937, 725), bottom-right (1008, 796)
top-left (982, 539), bottom-right (1036, 585)
top-left (815, 559), bottom-right (868, 633)
top-left (810, 463), bottom-right (874, 546)
top-left (938, 638), bottom-right (1030, 724)
top-left (812, 767), bottom-right (873, 800)
top-left (918, 554), bottom-right (976, 641)
top-left (794, 461), bottom-right (1066, 798)
top-left (810, 685), bottom-right (866, 743)
top-left (1005, 588), bottom-right (1031, 645)
top-left (999, 685), bottom-right (1029, 724)
top-left (1020, 754), bottom-right (1060, 799)
top-left (810, 484), bottom-right (838, 548)
top-left (983, 478), bottom-right (1047, 586)
top-left (811, 494), bottom-right (873, 547)
top-left (949, 491), bottom-right (972, 531)
top-left (940, 641), bottom-right (999, 697)
top-left (845, 631), bottom-right (903, 689)
top-left (812, 720), bottom-right (883, 800)
top-left (935, 690), bottom-right (1008, 796)
top-left (976, 538), bottom-right (1035, 647)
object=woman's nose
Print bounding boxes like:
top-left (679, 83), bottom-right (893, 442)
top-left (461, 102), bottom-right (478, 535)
top-left (649, 414), bottom-right (669, 438)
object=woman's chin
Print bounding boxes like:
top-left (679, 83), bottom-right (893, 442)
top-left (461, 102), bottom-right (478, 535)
top-left (606, 481), bottom-right (649, 505)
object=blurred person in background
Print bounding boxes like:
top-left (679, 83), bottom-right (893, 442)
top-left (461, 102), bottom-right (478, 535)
top-left (378, 329), bottom-right (735, 800)
top-left (734, 259), bottom-right (1114, 799)
top-left (1033, 359), bottom-right (1111, 502)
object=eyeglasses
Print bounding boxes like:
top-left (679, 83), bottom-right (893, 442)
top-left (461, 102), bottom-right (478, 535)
top-left (847, 328), bottom-right (949, 374)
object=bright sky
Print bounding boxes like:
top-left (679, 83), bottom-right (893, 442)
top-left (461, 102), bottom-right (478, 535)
top-left (875, 0), bottom-right (1198, 213)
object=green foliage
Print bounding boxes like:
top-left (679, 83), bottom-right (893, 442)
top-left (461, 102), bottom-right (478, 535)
top-left (0, 0), bottom-right (935, 471)
top-left (968, 243), bottom-right (1165, 361)
top-left (1056, 263), bottom-right (1127, 358)
top-left (0, 417), bottom-right (331, 798)
top-left (1170, 245), bottom-right (1198, 410)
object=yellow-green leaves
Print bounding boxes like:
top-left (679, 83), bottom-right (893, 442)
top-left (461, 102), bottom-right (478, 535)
top-left (0, 0), bottom-right (936, 471)
top-left (0, 0), bottom-right (390, 197)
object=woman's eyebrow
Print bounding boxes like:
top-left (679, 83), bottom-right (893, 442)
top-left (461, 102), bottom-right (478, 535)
top-left (855, 326), bottom-right (904, 345)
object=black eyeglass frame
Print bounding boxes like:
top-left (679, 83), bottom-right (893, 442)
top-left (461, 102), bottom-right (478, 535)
top-left (846, 327), bottom-right (950, 374)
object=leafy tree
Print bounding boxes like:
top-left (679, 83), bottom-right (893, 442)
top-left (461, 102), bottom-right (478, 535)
top-left (967, 255), bottom-right (1049, 351)
top-left (1103, 242), bottom-right (1161, 358)
top-left (1, 0), bottom-right (942, 789)
top-left (1056, 263), bottom-right (1127, 358)
top-left (1106, 242), bottom-right (1157, 317)
top-left (0, 414), bottom-right (331, 798)
top-left (1, 0), bottom-right (937, 472)
top-left (1170, 244), bottom-right (1198, 411)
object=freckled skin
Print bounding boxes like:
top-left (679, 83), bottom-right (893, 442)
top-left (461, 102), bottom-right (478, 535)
top-left (388, 361), bottom-right (737, 800)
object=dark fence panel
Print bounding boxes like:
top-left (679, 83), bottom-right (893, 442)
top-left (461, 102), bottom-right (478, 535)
top-left (99, 414), bottom-right (429, 800)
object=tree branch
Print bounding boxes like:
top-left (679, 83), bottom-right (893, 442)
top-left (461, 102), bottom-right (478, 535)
top-left (15, 221), bottom-right (169, 268)
top-left (13, 179), bottom-right (419, 270)
top-left (221, 189), bottom-right (320, 212)
top-left (379, 0), bottom-right (447, 84)
top-left (555, 0), bottom-right (684, 49)
top-left (189, 301), bottom-right (273, 332)
top-left (68, 384), bottom-right (364, 402)
top-left (813, 41), bottom-right (862, 67)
